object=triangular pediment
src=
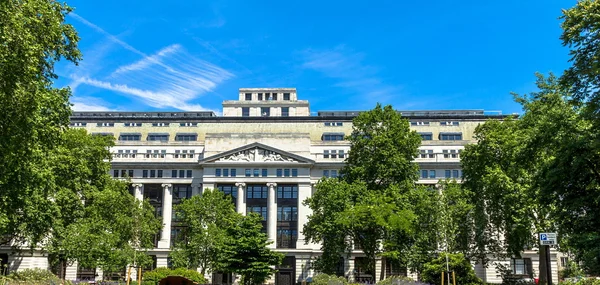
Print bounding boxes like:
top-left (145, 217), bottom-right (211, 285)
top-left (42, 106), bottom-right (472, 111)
top-left (200, 142), bottom-right (314, 164)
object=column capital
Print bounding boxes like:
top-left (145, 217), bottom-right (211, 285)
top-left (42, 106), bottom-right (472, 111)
top-left (235, 182), bottom-right (246, 187)
top-left (267, 182), bottom-right (277, 188)
top-left (161, 183), bottom-right (172, 189)
top-left (132, 183), bottom-right (143, 188)
top-left (191, 183), bottom-right (202, 188)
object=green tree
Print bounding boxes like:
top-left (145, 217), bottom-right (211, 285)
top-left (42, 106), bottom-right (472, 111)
top-left (170, 189), bottom-right (238, 275)
top-left (420, 253), bottom-right (483, 285)
top-left (0, 0), bottom-right (81, 246)
top-left (305, 104), bottom-right (422, 280)
top-left (218, 213), bottom-right (284, 285)
top-left (46, 129), bottom-right (162, 273)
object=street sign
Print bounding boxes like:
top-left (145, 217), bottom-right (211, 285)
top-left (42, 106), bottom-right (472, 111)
top-left (539, 232), bottom-right (557, 245)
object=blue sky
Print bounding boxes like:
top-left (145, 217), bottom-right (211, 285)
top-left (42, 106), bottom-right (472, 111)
top-left (57, 0), bottom-right (575, 115)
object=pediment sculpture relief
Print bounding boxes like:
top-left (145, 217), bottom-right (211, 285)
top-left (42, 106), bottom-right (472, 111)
top-left (218, 147), bottom-right (297, 162)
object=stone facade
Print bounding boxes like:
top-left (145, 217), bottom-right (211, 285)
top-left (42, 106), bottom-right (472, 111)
top-left (0, 88), bottom-right (561, 284)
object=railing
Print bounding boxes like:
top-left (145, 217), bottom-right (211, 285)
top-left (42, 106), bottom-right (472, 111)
top-left (415, 152), bottom-right (461, 162)
top-left (111, 153), bottom-right (201, 161)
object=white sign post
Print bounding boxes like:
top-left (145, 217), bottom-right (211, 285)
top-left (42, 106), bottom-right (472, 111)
top-left (539, 232), bottom-right (557, 245)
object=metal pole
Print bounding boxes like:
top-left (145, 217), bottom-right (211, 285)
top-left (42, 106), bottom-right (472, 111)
top-left (546, 245), bottom-right (552, 285)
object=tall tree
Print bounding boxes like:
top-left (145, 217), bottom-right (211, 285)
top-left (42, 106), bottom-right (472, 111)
top-left (0, 0), bottom-right (81, 246)
top-left (170, 189), bottom-right (238, 275)
top-left (218, 213), bottom-right (284, 285)
top-left (305, 104), bottom-right (422, 280)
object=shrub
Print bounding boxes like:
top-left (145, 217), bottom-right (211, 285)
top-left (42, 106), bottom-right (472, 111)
top-left (420, 253), bottom-right (483, 285)
top-left (5, 268), bottom-right (62, 283)
top-left (377, 276), bottom-right (431, 285)
top-left (142, 267), bottom-right (206, 284)
top-left (312, 273), bottom-right (348, 285)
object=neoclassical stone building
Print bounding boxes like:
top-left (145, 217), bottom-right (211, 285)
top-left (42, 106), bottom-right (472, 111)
top-left (0, 88), bottom-right (560, 284)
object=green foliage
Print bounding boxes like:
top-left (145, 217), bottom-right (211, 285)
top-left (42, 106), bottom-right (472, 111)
top-left (311, 273), bottom-right (349, 285)
top-left (0, 0), bottom-right (81, 247)
top-left (560, 260), bottom-right (584, 280)
top-left (170, 189), bottom-right (237, 274)
top-left (4, 268), bottom-right (62, 283)
top-left (559, 279), bottom-right (600, 285)
top-left (218, 213), bottom-right (284, 285)
top-left (420, 253), bottom-right (482, 285)
top-left (142, 267), bottom-right (207, 284)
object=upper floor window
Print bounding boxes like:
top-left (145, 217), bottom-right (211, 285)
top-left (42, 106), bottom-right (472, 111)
top-left (152, 123), bottom-right (168, 127)
top-left (443, 149), bottom-right (460, 158)
top-left (323, 150), bottom-right (345, 159)
top-left (511, 258), bottom-right (532, 276)
top-left (411, 121), bottom-right (430, 126)
top-left (179, 122), bottom-right (197, 127)
top-left (124, 122), bottom-right (142, 127)
top-left (440, 121), bottom-right (460, 126)
top-left (172, 169), bottom-right (193, 178)
top-left (258, 93), bottom-right (263, 101)
top-left (277, 206), bottom-right (298, 221)
top-left (323, 169), bottom-right (338, 178)
top-left (276, 169), bottom-right (298, 177)
top-left (420, 170), bottom-right (436, 179)
top-left (119, 133), bottom-right (141, 141)
top-left (322, 133), bottom-right (344, 141)
top-left (439, 132), bottom-right (462, 141)
top-left (242, 107), bottom-right (250, 117)
top-left (419, 149), bottom-right (434, 158)
top-left (261, 107), bottom-right (270, 117)
top-left (281, 107), bottom-right (289, 117)
top-left (247, 206), bottom-right (267, 221)
top-left (324, 122), bottom-right (344, 127)
top-left (173, 185), bottom-right (192, 200)
top-left (419, 132), bottom-right (433, 141)
top-left (277, 185), bottom-right (298, 199)
top-left (270, 93), bottom-right (278, 100)
top-left (283, 93), bottom-right (291, 100)
top-left (96, 122), bottom-right (114, 127)
top-left (245, 93), bottom-right (252, 101)
top-left (70, 122), bottom-right (87, 127)
top-left (148, 133), bottom-right (169, 142)
top-left (444, 170), bottom-right (462, 178)
top-left (247, 184), bottom-right (268, 199)
top-left (175, 133), bottom-right (197, 141)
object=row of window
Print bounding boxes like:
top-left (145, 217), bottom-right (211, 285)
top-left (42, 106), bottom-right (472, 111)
top-left (246, 206), bottom-right (298, 221)
top-left (112, 169), bottom-right (193, 178)
top-left (323, 169), bottom-right (339, 178)
top-left (323, 149), bottom-right (345, 158)
top-left (420, 169), bottom-right (462, 179)
top-left (113, 149), bottom-right (196, 158)
top-left (418, 149), bottom-right (461, 158)
top-left (244, 92), bottom-right (291, 101)
top-left (324, 122), bottom-right (343, 126)
top-left (419, 132), bottom-right (463, 141)
top-left (214, 168), bottom-right (299, 177)
top-left (72, 122), bottom-right (200, 128)
top-left (241, 107), bottom-right (290, 117)
top-left (118, 133), bottom-right (198, 141)
top-left (410, 121), bottom-right (460, 126)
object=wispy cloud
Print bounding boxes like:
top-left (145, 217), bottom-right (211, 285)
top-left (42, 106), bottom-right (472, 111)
top-left (71, 96), bottom-right (111, 111)
top-left (67, 14), bottom-right (234, 111)
top-left (300, 45), bottom-right (403, 107)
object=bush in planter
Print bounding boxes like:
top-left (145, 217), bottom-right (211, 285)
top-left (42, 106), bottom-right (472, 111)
top-left (377, 276), bottom-right (431, 285)
top-left (311, 273), bottom-right (348, 285)
top-left (420, 253), bottom-right (483, 285)
top-left (5, 268), bottom-right (62, 283)
top-left (142, 267), bottom-right (206, 284)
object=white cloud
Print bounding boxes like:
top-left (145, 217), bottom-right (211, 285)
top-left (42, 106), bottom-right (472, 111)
top-left (112, 44), bottom-right (181, 75)
top-left (71, 96), bottom-right (111, 111)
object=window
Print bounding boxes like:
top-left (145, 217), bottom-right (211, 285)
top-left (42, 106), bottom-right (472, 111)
top-left (291, 169), bottom-right (298, 177)
top-left (245, 93), bottom-right (252, 101)
top-left (284, 169), bottom-right (290, 177)
top-left (323, 150), bottom-right (330, 158)
top-left (179, 170), bottom-right (185, 178)
top-left (323, 170), bottom-right (338, 178)
top-left (277, 206), bottom-right (298, 221)
top-left (429, 170), bottom-right (436, 178)
top-left (172, 170), bottom-right (177, 178)
top-left (247, 206), bottom-right (267, 220)
top-left (173, 185), bottom-right (192, 200)
top-left (511, 258), bottom-right (532, 276)
top-left (152, 123), bottom-right (168, 127)
top-left (419, 132), bottom-right (433, 140)
top-left (261, 107), bottom-right (270, 117)
top-left (440, 133), bottom-right (462, 141)
top-left (96, 122), bottom-right (114, 127)
top-left (443, 149), bottom-right (460, 158)
top-left (128, 170), bottom-right (134, 177)
top-left (158, 170), bottom-right (163, 178)
top-left (276, 169), bottom-right (283, 177)
top-left (277, 228), bottom-right (297, 248)
top-left (420, 149), bottom-right (434, 158)
top-left (217, 184), bottom-right (237, 202)
top-left (124, 122), bottom-right (142, 127)
top-left (281, 107), bottom-right (290, 117)
top-left (445, 170), bottom-right (451, 178)
top-left (421, 170), bottom-right (428, 179)
top-left (411, 121), bottom-right (430, 126)
top-left (242, 107), bottom-right (250, 117)
top-left (186, 170), bottom-right (192, 178)
top-left (148, 134), bottom-right (169, 141)
top-left (231, 169), bottom-right (237, 177)
top-left (150, 170), bottom-right (156, 178)
top-left (246, 185), bottom-right (268, 199)
top-left (322, 133), bottom-right (344, 141)
top-left (453, 170), bottom-right (460, 178)
top-left (283, 93), bottom-right (290, 100)
top-left (245, 169), bottom-right (251, 177)
top-left (440, 121), bottom-right (460, 126)
top-left (70, 122), bottom-right (87, 127)
top-left (272, 93), bottom-right (278, 100)
top-left (277, 185), bottom-right (298, 199)
top-left (223, 169), bottom-right (229, 177)
top-left (119, 133), bottom-right (141, 141)
top-left (143, 170), bottom-right (148, 178)
top-left (258, 93), bottom-right (263, 100)
top-left (175, 134), bottom-right (197, 141)
top-left (179, 122), bottom-right (197, 127)
top-left (253, 169), bottom-right (260, 177)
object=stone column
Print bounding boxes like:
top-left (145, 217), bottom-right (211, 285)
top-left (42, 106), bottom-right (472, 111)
top-left (192, 183), bottom-right (202, 196)
top-left (158, 183), bottom-right (172, 249)
top-left (267, 182), bottom-right (277, 248)
top-left (235, 182), bottom-right (246, 215)
top-left (132, 183), bottom-right (143, 201)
